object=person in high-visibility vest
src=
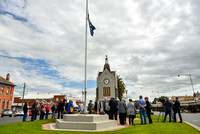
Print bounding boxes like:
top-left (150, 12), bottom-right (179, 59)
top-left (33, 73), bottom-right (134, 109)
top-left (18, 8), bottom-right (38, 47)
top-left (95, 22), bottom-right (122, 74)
top-left (67, 100), bottom-right (74, 114)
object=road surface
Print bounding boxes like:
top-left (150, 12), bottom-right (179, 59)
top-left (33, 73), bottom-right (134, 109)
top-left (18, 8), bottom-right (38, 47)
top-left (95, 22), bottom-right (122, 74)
top-left (154, 112), bottom-right (200, 127)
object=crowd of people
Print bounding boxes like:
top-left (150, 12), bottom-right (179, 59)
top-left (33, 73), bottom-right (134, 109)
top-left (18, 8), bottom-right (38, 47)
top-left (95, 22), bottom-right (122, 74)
top-left (88, 95), bottom-right (183, 125)
top-left (22, 96), bottom-right (183, 125)
top-left (22, 99), bottom-right (76, 121)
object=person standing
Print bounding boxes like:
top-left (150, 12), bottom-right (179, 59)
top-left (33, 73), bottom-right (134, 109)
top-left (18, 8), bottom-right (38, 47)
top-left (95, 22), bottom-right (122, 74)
top-left (118, 99), bottom-right (127, 125)
top-left (35, 101), bottom-right (40, 120)
top-left (127, 99), bottom-right (136, 125)
top-left (55, 105), bottom-right (58, 119)
top-left (51, 104), bottom-right (56, 119)
top-left (173, 97), bottom-right (182, 123)
top-left (94, 98), bottom-right (101, 113)
top-left (46, 103), bottom-right (50, 119)
top-left (31, 101), bottom-right (37, 121)
top-left (103, 98), bottom-right (107, 112)
top-left (78, 102), bottom-right (84, 113)
top-left (123, 99), bottom-right (127, 124)
top-left (67, 100), bottom-right (74, 114)
top-left (87, 100), bottom-right (93, 114)
top-left (22, 102), bottom-right (28, 122)
top-left (137, 95), bottom-right (147, 125)
top-left (57, 99), bottom-right (63, 119)
top-left (105, 99), bottom-right (110, 117)
top-left (109, 98), bottom-right (118, 120)
top-left (145, 97), bottom-right (153, 124)
top-left (63, 99), bottom-right (68, 114)
top-left (40, 102), bottom-right (45, 120)
top-left (163, 98), bottom-right (172, 122)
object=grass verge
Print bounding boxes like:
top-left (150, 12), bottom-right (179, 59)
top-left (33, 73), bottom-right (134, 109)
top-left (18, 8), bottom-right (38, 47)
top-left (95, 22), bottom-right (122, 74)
top-left (0, 115), bottom-right (199, 134)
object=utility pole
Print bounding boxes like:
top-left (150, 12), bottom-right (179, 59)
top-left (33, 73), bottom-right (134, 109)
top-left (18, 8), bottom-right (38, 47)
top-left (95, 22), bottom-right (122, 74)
top-left (22, 83), bottom-right (26, 109)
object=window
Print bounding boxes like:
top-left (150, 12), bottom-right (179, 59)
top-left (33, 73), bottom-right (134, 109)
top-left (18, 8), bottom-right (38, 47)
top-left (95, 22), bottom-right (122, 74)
top-left (1, 87), bottom-right (3, 94)
top-left (2, 100), bottom-right (5, 110)
top-left (7, 87), bottom-right (9, 95)
top-left (56, 98), bottom-right (59, 101)
top-left (103, 87), bottom-right (110, 96)
top-left (6, 100), bottom-right (9, 109)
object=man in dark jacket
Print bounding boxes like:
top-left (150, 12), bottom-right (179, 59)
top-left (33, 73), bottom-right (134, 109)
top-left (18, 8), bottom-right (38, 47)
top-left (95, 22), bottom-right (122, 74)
top-left (145, 97), bottom-right (152, 124)
top-left (109, 98), bottom-right (118, 120)
top-left (163, 98), bottom-right (172, 122)
top-left (87, 100), bottom-right (93, 114)
top-left (51, 104), bottom-right (56, 119)
top-left (31, 101), bottom-right (37, 121)
top-left (173, 97), bottom-right (182, 123)
top-left (22, 102), bottom-right (28, 122)
top-left (57, 99), bottom-right (63, 119)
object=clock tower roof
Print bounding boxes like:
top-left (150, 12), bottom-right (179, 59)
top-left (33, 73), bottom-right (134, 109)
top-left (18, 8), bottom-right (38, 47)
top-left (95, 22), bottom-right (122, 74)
top-left (103, 55), bottom-right (110, 71)
top-left (98, 55), bottom-right (116, 77)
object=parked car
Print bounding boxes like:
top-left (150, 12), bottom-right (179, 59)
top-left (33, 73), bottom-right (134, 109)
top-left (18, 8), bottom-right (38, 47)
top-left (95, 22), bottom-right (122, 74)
top-left (1, 109), bottom-right (15, 117)
top-left (15, 109), bottom-right (24, 116)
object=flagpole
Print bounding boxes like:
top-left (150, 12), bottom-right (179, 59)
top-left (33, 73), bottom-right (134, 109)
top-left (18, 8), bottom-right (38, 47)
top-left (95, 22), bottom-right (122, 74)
top-left (84, 0), bottom-right (88, 114)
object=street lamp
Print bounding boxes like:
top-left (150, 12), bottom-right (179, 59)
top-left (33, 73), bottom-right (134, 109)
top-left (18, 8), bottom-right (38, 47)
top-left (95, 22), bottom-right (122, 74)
top-left (125, 89), bottom-right (128, 100)
top-left (177, 74), bottom-right (197, 112)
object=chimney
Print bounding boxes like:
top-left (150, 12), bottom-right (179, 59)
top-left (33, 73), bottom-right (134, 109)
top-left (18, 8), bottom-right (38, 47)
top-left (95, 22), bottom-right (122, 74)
top-left (6, 73), bottom-right (10, 81)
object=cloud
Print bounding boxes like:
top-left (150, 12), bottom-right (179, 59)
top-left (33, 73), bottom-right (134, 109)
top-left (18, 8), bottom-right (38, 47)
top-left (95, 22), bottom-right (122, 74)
top-left (0, 0), bottom-right (200, 101)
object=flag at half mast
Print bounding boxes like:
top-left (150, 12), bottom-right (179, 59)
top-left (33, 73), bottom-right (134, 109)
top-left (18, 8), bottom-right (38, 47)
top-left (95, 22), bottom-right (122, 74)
top-left (88, 13), bottom-right (96, 36)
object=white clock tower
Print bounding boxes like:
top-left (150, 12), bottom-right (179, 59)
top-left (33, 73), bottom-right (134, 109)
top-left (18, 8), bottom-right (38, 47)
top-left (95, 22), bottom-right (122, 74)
top-left (96, 55), bottom-right (118, 100)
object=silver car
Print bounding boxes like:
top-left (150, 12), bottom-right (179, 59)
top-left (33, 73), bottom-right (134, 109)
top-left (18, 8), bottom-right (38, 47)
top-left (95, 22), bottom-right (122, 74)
top-left (15, 109), bottom-right (24, 116)
top-left (1, 109), bottom-right (14, 117)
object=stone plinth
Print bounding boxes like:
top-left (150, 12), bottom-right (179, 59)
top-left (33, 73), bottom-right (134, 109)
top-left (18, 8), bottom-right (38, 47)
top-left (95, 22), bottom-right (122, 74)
top-left (54, 114), bottom-right (121, 131)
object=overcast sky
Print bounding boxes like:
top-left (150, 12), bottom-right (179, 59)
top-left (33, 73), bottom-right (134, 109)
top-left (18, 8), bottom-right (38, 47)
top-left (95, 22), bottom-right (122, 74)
top-left (0, 0), bottom-right (200, 101)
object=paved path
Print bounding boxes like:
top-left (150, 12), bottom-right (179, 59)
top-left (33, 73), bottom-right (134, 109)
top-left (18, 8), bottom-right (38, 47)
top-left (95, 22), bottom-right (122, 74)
top-left (154, 112), bottom-right (200, 127)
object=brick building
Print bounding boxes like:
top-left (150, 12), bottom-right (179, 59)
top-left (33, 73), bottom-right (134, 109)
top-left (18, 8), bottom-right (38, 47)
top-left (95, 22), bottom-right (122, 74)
top-left (0, 73), bottom-right (16, 115)
top-left (13, 94), bottom-right (65, 108)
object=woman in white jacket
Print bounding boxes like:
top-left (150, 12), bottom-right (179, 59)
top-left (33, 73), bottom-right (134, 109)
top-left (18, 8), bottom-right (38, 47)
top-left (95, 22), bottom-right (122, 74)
top-left (127, 99), bottom-right (136, 125)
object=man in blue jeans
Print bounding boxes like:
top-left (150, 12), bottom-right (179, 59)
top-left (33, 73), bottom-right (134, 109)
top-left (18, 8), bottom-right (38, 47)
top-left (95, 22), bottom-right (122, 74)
top-left (137, 95), bottom-right (147, 124)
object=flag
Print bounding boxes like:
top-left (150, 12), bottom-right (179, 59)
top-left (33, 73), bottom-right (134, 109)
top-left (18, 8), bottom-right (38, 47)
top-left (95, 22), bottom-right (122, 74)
top-left (88, 13), bottom-right (96, 36)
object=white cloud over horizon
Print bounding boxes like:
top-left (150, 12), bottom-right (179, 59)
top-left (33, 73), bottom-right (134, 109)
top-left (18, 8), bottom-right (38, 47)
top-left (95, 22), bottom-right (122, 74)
top-left (1, 0), bottom-right (200, 101)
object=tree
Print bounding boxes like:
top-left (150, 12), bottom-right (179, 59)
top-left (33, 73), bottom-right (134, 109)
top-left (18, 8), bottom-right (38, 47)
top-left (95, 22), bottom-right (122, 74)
top-left (152, 96), bottom-right (168, 104)
top-left (117, 75), bottom-right (125, 100)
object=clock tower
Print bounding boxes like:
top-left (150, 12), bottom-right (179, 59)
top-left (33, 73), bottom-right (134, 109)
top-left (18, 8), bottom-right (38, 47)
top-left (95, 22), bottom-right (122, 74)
top-left (96, 55), bottom-right (118, 100)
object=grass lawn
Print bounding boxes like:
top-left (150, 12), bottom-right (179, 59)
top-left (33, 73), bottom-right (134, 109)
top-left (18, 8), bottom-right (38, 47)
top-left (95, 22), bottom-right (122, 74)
top-left (0, 115), bottom-right (199, 134)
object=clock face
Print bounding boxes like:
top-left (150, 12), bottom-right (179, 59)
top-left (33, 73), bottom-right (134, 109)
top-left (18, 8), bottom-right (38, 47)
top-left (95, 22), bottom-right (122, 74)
top-left (104, 78), bottom-right (110, 85)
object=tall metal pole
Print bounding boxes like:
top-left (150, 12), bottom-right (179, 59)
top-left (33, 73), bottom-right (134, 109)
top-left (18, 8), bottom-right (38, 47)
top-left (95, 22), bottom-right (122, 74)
top-left (22, 83), bottom-right (26, 109)
top-left (178, 74), bottom-right (197, 112)
top-left (189, 74), bottom-right (197, 112)
top-left (84, 0), bottom-right (88, 114)
top-left (189, 74), bottom-right (195, 96)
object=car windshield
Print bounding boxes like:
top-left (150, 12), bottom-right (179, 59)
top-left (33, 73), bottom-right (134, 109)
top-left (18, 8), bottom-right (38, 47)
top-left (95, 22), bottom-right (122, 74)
top-left (17, 110), bottom-right (23, 112)
top-left (4, 109), bottom-right (11, 111)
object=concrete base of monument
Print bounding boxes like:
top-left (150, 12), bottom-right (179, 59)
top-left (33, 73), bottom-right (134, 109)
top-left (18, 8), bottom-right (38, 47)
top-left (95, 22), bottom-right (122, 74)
top-left (49, 114), bottom-right (125, 131)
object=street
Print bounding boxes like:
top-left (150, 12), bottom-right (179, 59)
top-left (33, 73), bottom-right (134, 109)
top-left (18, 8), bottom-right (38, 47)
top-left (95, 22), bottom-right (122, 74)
top-left (154, 112), bottom-right (200, 127)
top-left (0, 115), bottom-right (40, 124)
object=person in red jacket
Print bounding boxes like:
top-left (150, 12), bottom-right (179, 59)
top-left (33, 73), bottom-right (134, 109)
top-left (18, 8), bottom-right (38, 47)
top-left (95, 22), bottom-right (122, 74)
top-left (46, 103), bottom-right (50, 119)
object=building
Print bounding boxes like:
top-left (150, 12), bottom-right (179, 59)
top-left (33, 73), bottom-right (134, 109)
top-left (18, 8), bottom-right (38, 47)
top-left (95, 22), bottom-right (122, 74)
top-left (0, 73), bottom-right (16, 115)
top-left (13, 93), bottom-right (66, 109)
top-left (96, 55), bottom-right (118, 101)
top-left (152, 94), bottom-right (200, 113)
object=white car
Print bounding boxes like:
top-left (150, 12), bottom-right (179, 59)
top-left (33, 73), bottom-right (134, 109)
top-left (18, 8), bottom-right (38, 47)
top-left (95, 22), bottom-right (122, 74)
top-left (15, 109), bottom-right (24, 116)
top-left (1, 109), bottom-right (14, 117)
